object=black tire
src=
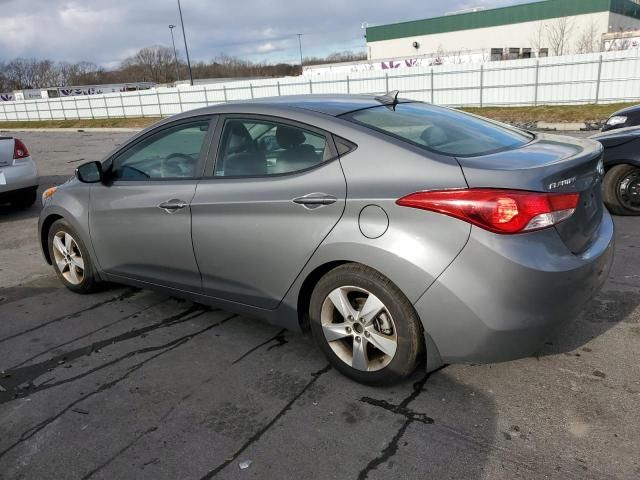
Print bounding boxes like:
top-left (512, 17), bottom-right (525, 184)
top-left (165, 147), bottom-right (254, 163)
top-left (11, 189), bottom-right (37, 209)
top-left (603, 164), bottom-right (640, 216)
top-left (48, 219), bottom-right (99, 293)
top-left (309, 263), bottom-right (423, 385)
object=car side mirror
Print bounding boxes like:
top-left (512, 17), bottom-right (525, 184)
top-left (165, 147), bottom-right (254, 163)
top-left (76, 161), bottom-right (103, 183)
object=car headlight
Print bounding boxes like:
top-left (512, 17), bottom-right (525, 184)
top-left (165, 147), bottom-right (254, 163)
top-left (42, 186), bottom-right (57, 206)
top-left (606, 115), bottom-right (627, 126)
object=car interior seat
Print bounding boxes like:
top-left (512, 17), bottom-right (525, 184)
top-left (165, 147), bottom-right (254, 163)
top-left (274, 125), bottom-right (320, 173)
top-left (219, 121), bottom-right (267, 176)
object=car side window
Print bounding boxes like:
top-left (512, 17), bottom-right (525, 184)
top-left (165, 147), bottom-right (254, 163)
top-left (112, 121), bottom-right (210, 180)
top-left (214, 119), bottom-right (329, 177)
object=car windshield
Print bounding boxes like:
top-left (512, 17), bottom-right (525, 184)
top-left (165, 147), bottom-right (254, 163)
top-left (342, 103), bottom-right (532, 157)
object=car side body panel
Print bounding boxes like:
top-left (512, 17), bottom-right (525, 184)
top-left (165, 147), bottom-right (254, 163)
top-left (192, 159), bottom-right (347, 309)
top-left (276, 124), bottom-right (472, 332)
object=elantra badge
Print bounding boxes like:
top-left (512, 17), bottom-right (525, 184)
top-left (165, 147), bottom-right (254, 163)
top-left (548, 177), bottom-right (576, 190)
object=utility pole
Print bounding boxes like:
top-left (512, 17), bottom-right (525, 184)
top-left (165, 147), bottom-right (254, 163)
top-left (177, 0), bottom-right (194, 86)
top-left (168, 24), bottom-right (180, 82)
top-left (297, 33), bottom-right (304, 73)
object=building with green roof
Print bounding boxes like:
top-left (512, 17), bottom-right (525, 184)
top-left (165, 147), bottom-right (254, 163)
top-left (365, 0), bottom-right (640, 60)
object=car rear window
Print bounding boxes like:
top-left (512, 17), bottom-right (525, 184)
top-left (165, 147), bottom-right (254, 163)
top-left (342, 103), bottom-right (532, 157)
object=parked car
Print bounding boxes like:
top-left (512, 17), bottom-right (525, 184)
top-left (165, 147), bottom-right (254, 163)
top-left (39, 95), bottom-right (614, 385)
top-left (602, 104), bottom-right (640, 131)
top-left (590, 126), bottom-right (640, 215)
top-left (0, 136), bottom-right (39, 208)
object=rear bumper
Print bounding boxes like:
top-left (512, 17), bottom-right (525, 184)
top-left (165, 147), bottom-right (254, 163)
top-left (415, 211), bottom-right (615, 365)
top-left (0, 158), bottom-right (39, 196)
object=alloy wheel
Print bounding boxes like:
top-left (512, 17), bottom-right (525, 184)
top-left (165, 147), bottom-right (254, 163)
top-left (320, 286), bottom-right (398, 372)
top-left (52, 231), bottom-right (85, 285)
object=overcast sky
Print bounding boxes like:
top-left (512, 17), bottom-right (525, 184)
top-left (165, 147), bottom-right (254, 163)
top-left (0, 0), bottom-right (535, 67)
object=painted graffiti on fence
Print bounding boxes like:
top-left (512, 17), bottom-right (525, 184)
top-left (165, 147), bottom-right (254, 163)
top-left (304, 51), bottom-right (484, 76)
top-left (57, 83), bottom-right (154, 96)
top-left (0, 83), bottom-right (156, 101)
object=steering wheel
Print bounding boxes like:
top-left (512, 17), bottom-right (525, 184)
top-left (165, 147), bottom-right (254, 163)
top-left (164, 153), bottom-right (196, 177)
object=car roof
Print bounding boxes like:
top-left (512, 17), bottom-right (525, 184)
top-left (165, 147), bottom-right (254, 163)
top-left (241, 95), bottom-right (388, 116)
top-left (188, 94), bottom-right (415, 117)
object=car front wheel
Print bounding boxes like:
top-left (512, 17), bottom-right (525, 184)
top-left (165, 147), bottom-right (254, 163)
top-left (603, 164), bottom-right (640, 216)
top-left (48, 219), bottom-right (98, 293)
top-left (309, 264), bottom-right (423, 385)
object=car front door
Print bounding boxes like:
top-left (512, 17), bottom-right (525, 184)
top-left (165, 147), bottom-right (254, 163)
top-left (89, 116), bottom-right (215, 291)
top-left (191, 116), bottom-right (347, 309)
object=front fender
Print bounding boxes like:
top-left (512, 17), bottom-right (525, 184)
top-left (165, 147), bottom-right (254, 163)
top-left (38, 185), bottom-right (99, 272)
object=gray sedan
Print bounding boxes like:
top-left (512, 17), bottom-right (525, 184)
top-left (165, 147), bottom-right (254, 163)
top-left (0, 136), bottom-right (39, 208)
top-left (39, 95), bottom-right (614, 385)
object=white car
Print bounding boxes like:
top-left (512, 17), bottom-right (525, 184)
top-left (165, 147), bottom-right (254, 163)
top-left (0, 136), bottom-right (39, 208)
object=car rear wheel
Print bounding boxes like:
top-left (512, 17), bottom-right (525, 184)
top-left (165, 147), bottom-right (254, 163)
top-left (11, 189), bottom-right (37, 209)
top-left (603, 164), bottom-right (640, 216)
top-left (48, 219), bottom-right (98, 293)
top-left (309, 264), bottom-right (423, 385)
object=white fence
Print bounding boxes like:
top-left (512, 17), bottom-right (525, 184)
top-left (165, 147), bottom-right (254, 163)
top-left (2, 49), bottom-right (640, 122)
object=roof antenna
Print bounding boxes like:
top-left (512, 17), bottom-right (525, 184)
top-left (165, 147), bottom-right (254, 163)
top-left (375, 90), bottom-right (400, 110)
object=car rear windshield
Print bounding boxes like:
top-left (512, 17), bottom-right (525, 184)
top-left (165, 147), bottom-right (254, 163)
top-left (342, 103), bottom-right (532, 157)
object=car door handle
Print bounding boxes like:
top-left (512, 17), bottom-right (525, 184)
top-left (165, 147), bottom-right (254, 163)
top-left (158, 199), bottom-right (188, 213)
top-left (292, 193), bottom-right (338, 209)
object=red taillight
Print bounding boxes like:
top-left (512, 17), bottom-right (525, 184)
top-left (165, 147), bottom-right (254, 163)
top-left (13, 138), bottom-right (30, 160)
top-left (396, 189), bottom-right (580, 234)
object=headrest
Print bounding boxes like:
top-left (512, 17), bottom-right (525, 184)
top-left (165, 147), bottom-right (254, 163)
top-left (226, 122), bottom-right (252, 154)
top-left (276, 125), bottom-right (305, 149)
top-left (420, 125), bottom-right (448, 147)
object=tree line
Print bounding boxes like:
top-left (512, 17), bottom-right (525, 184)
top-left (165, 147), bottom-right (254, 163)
top-left (0, 47), bottom-right (366, 91)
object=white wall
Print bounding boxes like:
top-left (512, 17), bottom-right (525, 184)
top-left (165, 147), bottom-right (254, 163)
top-left (368, 12), bottom-right (620, 59)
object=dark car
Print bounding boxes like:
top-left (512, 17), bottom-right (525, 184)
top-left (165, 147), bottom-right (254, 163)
top-left (602, 104), bottom-right (640, 132)
top-left (590, 126), bottom-right (640, 215)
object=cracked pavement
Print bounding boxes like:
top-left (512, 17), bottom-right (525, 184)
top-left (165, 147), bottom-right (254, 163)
top-left (0, 131), bottom-right (639, 479)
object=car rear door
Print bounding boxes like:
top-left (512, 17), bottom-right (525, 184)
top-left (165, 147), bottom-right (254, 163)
top-left (191, 115), bottom-right (347, 309)
top-left (89, 116), bottom-right (216, 291)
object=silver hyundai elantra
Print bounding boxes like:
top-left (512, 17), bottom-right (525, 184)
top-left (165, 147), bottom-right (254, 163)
top-left (39, 94), bottom-right (614, 385)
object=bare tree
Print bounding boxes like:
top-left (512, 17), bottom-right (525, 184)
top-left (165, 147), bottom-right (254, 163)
top-left (546, 17), bottom-right (574, 56)
top-left (0, 48), bottom-right (369, 91)
top-left (530, 23), bottom-right (547, 54)
top-left (121, 46), bottom-right (179, 83)
top-left (575, 21), bottom-right (601, 54)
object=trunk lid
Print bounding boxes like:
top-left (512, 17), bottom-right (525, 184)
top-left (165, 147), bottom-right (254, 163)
top-left (456, 133), bottom-right (604, 254)
top-left (0, 137), bottom-right (13, 167)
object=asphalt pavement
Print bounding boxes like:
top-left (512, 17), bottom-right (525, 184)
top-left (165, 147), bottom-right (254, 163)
top-left (0, 130), bottom-right (638, 479)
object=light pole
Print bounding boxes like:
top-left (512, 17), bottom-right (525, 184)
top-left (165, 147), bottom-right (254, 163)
top-left (296, 33), bottom-right (304, 73)
top-left (168, 24), bottom-right (180, 82)
top-left (177, 0), bottom-right (194, 86)
top-left (361, 22), bottom-right (369, 60)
